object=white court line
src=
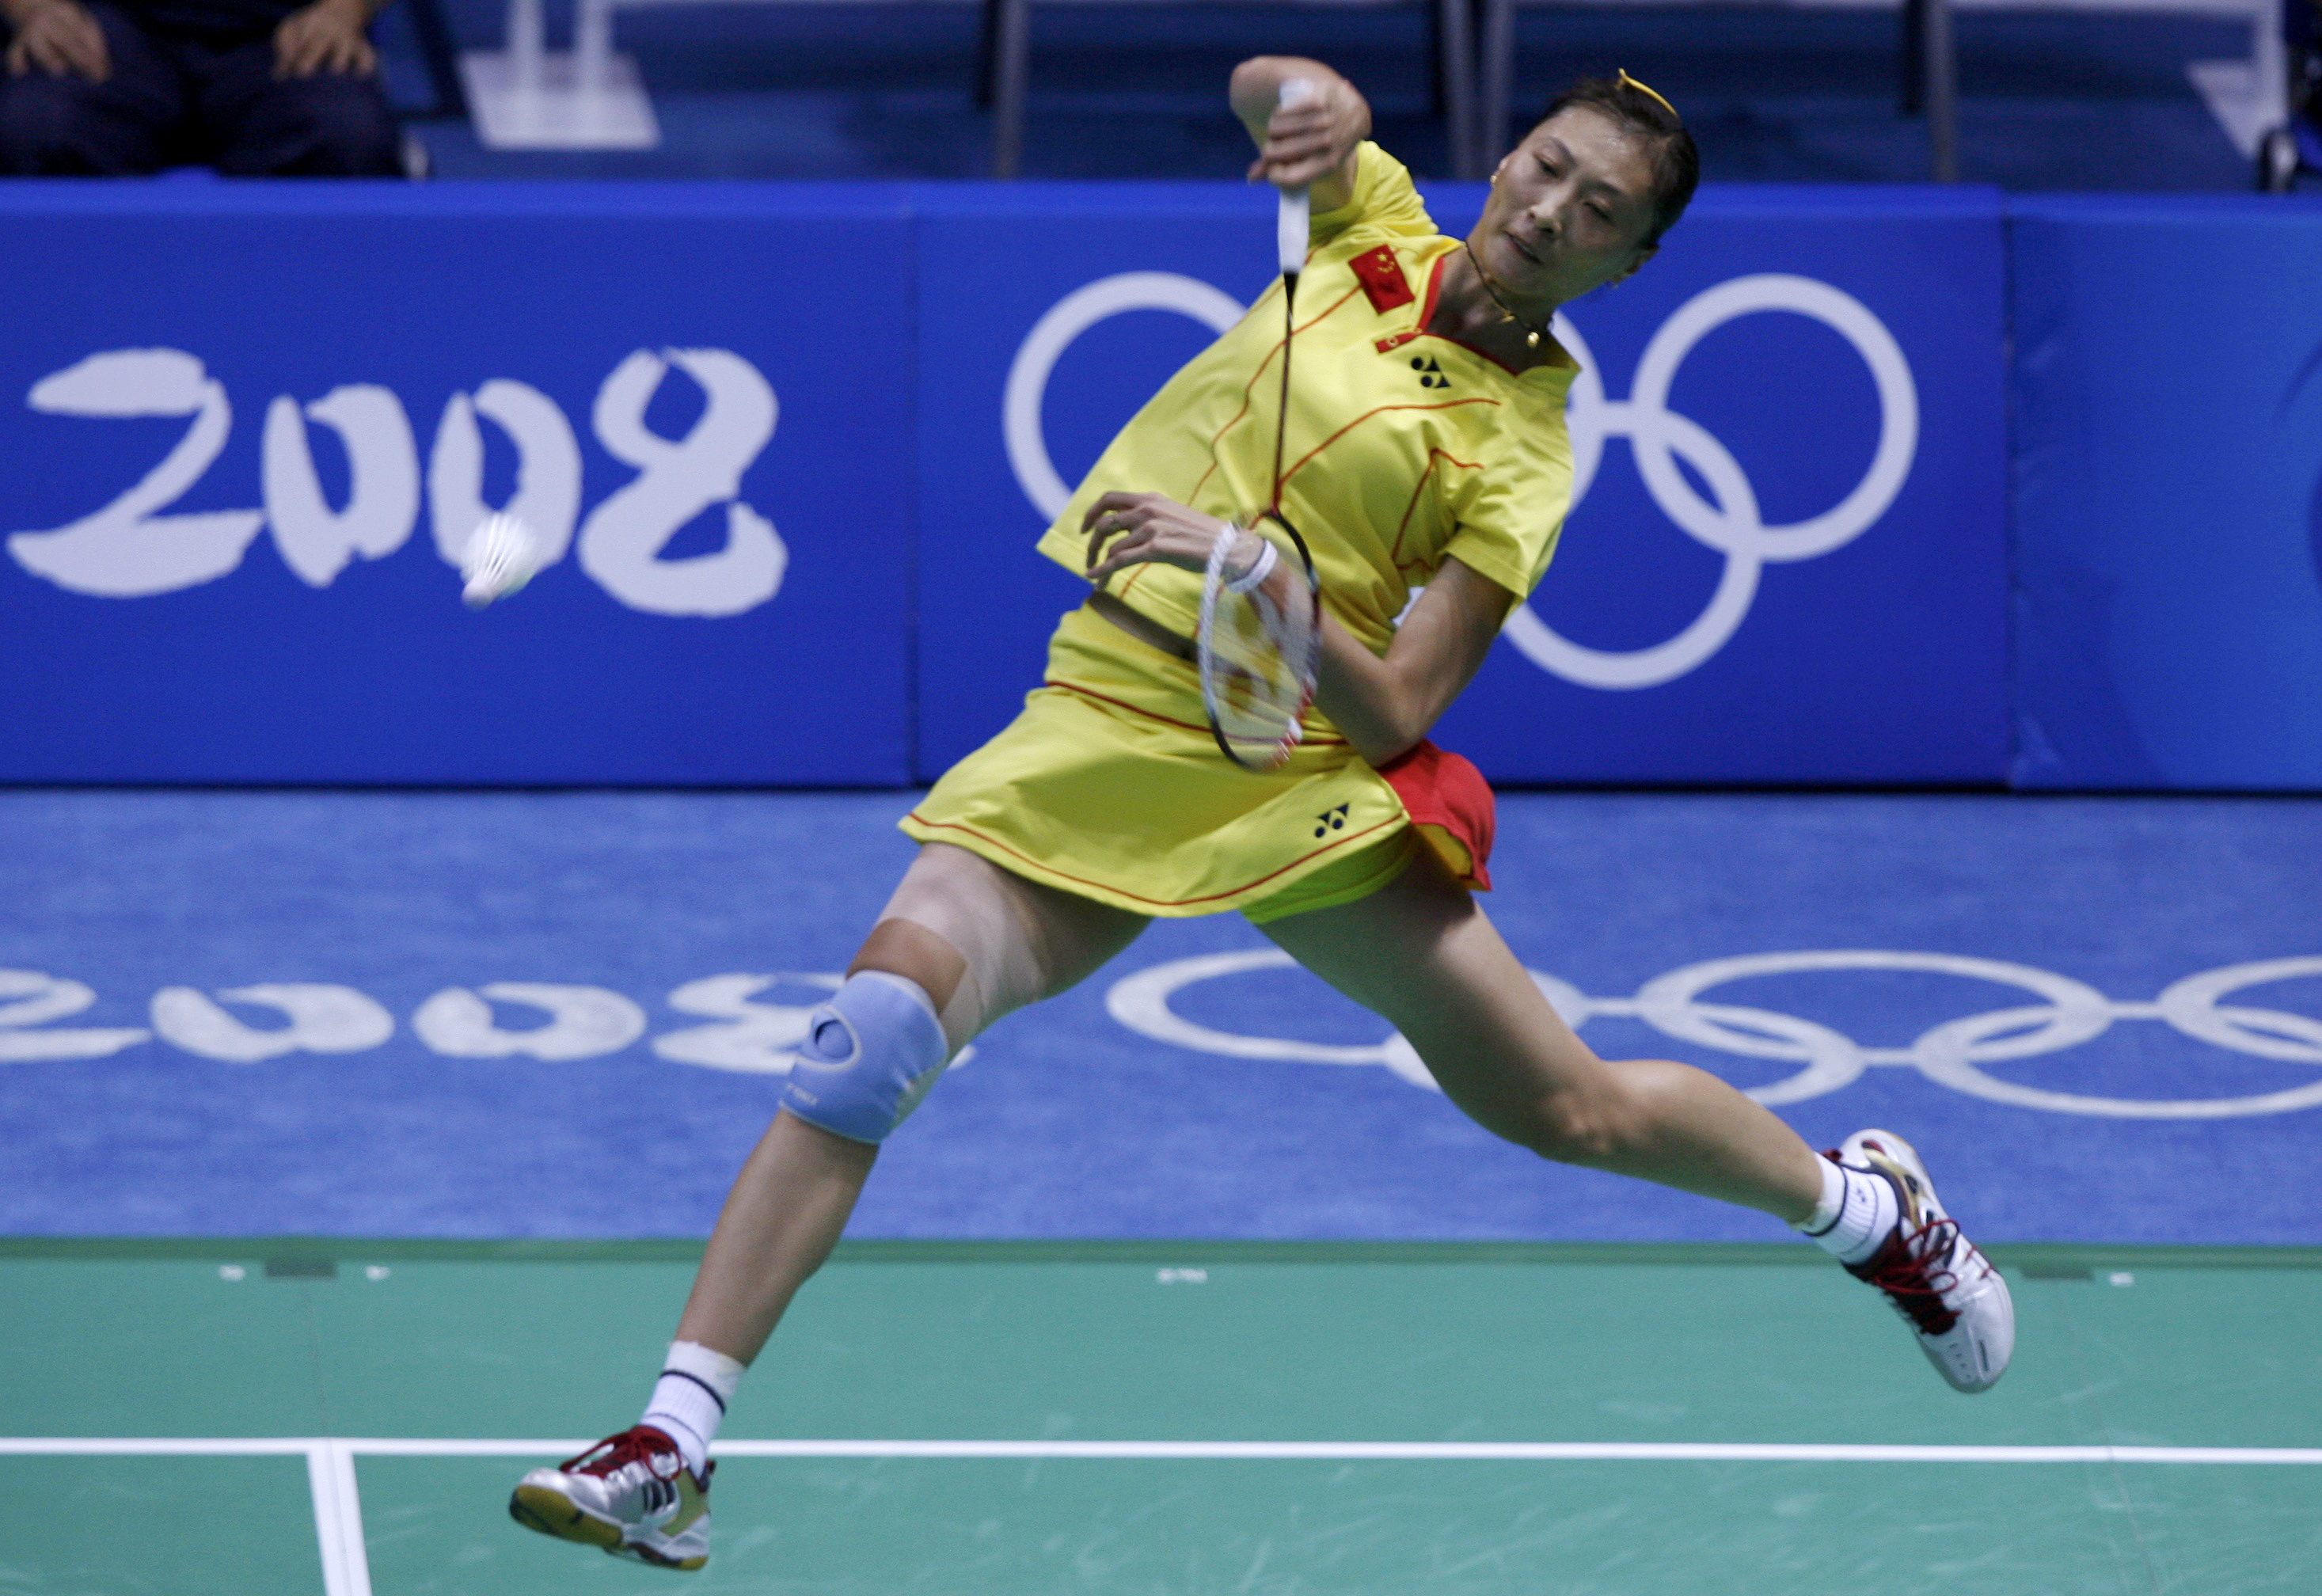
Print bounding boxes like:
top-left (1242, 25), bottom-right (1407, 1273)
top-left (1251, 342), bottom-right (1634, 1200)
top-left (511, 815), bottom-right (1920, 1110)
top-left (6, 1436), bottom-right (2320, 1464)
top-left (7, 1434), bottom-right (2320, 1596)
top-left (306, 1441), bottom-right (372, 1596)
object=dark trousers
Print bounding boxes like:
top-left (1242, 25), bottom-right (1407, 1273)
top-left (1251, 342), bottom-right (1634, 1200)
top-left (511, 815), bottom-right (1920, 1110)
top-left (0, 1), bottom-right (401, 175)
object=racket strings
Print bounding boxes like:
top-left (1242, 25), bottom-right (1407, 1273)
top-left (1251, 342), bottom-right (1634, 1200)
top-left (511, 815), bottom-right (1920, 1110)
top-left (1201, 507), bottom-right (1320, 763)
top-left (1199, 549), bottom-right (1316, 755)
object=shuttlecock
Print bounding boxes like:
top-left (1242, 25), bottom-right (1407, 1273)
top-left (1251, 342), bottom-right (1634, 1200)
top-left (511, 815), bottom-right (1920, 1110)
top-left (460, 512), bottom-right (541, 609)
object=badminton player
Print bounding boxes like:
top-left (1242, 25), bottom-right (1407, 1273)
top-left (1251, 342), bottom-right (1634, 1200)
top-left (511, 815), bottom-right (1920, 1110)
top-left (510, 60), bottom-right (2015, 1571)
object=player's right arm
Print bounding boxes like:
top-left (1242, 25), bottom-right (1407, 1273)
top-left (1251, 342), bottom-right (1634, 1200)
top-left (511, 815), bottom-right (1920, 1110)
top-left (1229, 56), bottom-right (1366, 211)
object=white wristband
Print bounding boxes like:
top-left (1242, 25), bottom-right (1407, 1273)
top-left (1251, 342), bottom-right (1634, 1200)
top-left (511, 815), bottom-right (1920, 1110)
top-left (1226, 538), bottom-right (1279, 595)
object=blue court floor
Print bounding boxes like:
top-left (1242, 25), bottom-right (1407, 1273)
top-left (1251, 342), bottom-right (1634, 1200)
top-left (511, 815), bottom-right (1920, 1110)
top-left (4, 788), bottom-right (2317, 1245)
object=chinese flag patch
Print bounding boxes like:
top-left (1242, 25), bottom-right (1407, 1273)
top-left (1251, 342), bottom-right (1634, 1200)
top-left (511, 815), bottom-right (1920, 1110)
top-left (1350, 245), bottom-right (1414, 313)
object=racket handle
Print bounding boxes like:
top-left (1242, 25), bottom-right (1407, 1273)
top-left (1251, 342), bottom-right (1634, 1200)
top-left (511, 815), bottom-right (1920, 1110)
top-left (1275, 77), bottom-right (1316, 277)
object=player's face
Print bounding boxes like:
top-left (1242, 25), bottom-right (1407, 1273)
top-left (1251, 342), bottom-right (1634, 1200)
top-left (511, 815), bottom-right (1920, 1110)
top-left (1475, 107), bottom-right (1660, 306)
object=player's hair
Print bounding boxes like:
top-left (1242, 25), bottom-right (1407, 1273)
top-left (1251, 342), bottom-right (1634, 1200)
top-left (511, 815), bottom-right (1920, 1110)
top-left (1535, 74), bottom-right (1700, 248)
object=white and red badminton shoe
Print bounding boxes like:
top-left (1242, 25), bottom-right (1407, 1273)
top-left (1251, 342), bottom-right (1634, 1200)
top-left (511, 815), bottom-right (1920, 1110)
top-left (1838, 1129), bottom-right (2015, 1393)
top-left (509, 1425), bottom-right (712, 1571)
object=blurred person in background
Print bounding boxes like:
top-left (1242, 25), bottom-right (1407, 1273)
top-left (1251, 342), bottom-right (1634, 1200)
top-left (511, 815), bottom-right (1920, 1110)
top-left (2260, 0), bottom-right (2320, 188)
top-left (0, 0), bottom-right (399, 173)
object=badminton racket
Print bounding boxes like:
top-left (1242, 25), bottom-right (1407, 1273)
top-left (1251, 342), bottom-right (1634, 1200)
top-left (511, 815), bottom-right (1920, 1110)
top-left (1197, 76), bottom-right (1325, 772)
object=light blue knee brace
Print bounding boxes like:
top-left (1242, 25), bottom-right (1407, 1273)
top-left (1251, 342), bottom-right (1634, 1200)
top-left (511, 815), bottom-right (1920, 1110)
top-left (779, 971), bottom-right (950, 1143)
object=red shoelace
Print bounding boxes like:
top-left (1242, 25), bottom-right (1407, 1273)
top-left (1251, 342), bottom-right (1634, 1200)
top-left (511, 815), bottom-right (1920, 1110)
top-left (1850, 1219), bottom-right (1967, 1336)
top-left (557, 1426), bottom-right (678, 1477)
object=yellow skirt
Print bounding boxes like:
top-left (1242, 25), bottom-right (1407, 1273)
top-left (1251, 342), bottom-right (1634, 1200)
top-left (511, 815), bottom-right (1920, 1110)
top-left (901, 604), bottom-right (1416, 920)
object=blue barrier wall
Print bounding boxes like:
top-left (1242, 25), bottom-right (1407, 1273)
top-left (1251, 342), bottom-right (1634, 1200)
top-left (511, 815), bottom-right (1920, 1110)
top-left (0, 185), bottom-right (917, 785)
top-left (2, 180), bottom-right (2315, 790)
top-left (2011, 197), bottom-right (2322, 790)
top-left (1431, 185), bottom-right (2009, 785)
top-left (914, 184), bottom-right (1276, 777)
top-left (918, 183), bottom-right (2012, 785)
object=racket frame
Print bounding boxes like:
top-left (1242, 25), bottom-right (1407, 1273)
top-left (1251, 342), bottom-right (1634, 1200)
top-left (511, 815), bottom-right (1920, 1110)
top-left (1198, 511), bottom-right (1321, 771)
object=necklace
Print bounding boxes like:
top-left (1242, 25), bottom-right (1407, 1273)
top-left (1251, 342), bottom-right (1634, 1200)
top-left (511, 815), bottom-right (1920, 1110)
top-left (1459, 238), bottom-right (1548, 351)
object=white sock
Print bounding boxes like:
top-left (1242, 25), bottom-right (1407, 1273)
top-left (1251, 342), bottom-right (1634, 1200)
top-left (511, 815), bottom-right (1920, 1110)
top-left (640, 1340), bottom-right (744, 1477)
top-left (1796, 1155), bottom-right (1901, 1267)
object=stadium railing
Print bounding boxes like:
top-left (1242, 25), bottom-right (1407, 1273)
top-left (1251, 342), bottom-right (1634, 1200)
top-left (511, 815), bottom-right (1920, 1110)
top-left (975, 0), bottom-right (1481, 177)
top-left (1473, 0), bottom-right (2290, 184)
top-left (447, 0), bottom-right (1480, 173)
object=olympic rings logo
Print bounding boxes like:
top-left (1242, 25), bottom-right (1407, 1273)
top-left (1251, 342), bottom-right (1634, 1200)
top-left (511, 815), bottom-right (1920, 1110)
top-left (1004, 270), bottom-right (1917, 690)
top-left (1104, 949), bottom-right (2322, 1119)
top-left (1513, 278), bottom-right (1918, 689)
top-left (1005, 272), bottom-right (1248, 521)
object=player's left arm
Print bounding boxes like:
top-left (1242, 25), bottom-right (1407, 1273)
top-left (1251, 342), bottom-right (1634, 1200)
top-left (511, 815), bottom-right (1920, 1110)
top-left (1310, 557), bottom-right (1510, 768)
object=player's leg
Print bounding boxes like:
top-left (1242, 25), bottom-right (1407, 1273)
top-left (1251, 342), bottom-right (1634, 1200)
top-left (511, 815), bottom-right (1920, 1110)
top-left (1265, 847), bottom-right (1823, 1216)
top-left (671, 842), bottom-right (1146, 1363)
top-left (1256, 849), bottom-right (2012, 1392)
top-left (512, 843), bottom-right (1147, 1568)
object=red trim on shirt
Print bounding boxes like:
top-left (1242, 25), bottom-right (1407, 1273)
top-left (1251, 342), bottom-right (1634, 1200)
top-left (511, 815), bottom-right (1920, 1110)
top-left (1187, 284), bottom-right (1364, 504)
top-left (1404, 253), bottom-right (1579, 378)
top-left (1388, 446), bottom-right (1487, 570)
top-left (1278, 398), bottom-right (1499, 492)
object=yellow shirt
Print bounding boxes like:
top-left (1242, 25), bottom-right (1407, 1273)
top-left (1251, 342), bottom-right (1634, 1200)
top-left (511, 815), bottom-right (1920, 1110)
top-left (906, 144), bottom-right (1574, 919)
top-left (1035, 142), bottom-right (1581, 658)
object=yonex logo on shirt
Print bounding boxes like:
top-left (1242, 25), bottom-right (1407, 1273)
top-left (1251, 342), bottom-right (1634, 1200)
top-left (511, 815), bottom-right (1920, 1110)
top-left (1410, 356), bottom-right (1450, 390)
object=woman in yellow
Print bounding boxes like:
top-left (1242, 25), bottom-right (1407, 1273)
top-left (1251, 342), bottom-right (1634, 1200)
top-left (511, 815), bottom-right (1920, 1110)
top-left (511, 59), bottom-right (2015, 1571)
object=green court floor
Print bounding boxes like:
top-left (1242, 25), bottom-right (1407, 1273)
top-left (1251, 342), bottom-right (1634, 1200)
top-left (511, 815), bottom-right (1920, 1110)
top-left (2, 1241), bottom-right (2317, 1595)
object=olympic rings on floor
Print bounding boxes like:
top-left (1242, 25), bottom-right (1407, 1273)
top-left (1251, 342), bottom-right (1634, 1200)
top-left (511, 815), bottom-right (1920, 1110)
top-left (1102, 949), bottom-right (2322, 1119)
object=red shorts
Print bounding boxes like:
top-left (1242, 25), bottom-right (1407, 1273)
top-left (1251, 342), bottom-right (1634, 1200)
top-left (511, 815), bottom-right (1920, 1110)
top-left (1378, 739), bottom-right (1495, 891)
